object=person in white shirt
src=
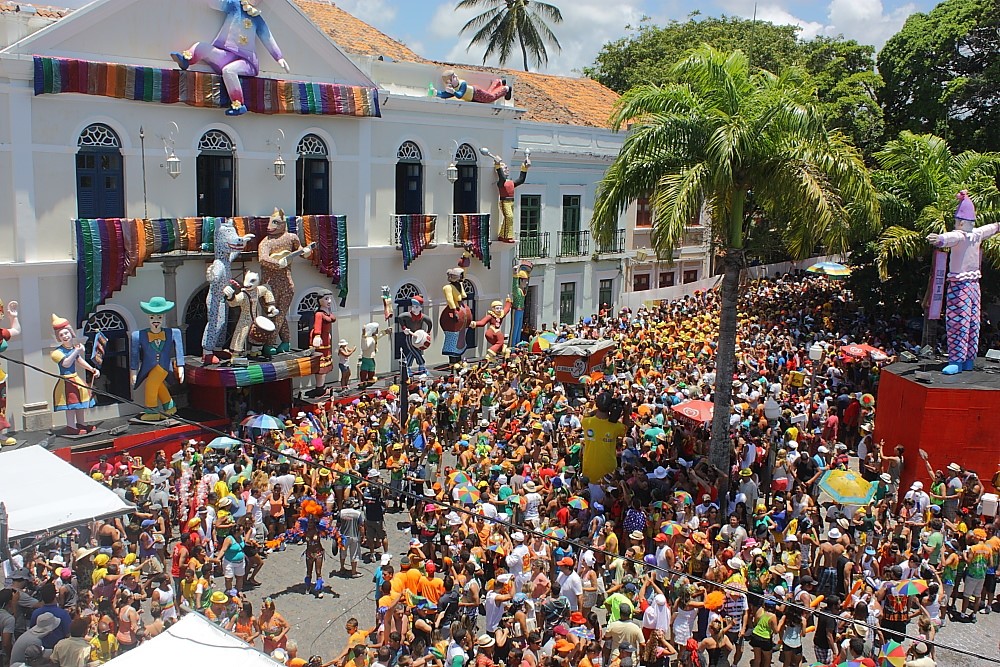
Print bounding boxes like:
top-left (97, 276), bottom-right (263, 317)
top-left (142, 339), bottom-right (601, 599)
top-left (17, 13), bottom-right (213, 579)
top-left (555, 558), bottom-right (583, 611)
top-left (484, 574), bottom-right (514, 632)
top-left (903, 482), bottom-right (930, 515)
top-left (506, 532), bottom-right (531, 592)
top-left (522, 482), bottom-right (543, 527)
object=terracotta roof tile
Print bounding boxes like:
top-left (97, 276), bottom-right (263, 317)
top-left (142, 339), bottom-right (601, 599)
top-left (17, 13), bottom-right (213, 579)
top-left (294, 0), bottom-right (618, 128)
top-left (294, 0), bottom-right (426, 64)
top-left (0, 1), bottom-right (71, 18)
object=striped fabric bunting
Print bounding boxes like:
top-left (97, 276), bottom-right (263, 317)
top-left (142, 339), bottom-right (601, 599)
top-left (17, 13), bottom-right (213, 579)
top-left (398, 215), bottom-right (436, 270)
top-left (74, 215), bottom-right (348, 325)
top-left (454, 213), bottom-right (492, 269)
top-left (35, 56), bottom-right (381, 117)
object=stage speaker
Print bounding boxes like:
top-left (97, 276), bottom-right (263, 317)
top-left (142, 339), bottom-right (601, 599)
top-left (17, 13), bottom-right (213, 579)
top-left (918, 345), bottom-right (935, 359)
top-left (986, 349), bottom-right (1000, 362)
top-left (900, 351), bottom-right (918, 363)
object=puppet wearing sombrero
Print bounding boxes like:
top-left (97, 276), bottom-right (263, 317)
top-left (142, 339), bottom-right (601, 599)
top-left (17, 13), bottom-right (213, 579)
top-left (130, 297), bottom-right (185, 421)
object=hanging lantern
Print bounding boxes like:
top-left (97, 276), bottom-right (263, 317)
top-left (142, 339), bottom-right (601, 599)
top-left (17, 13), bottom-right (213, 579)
top-left (165, 151), bottom-right (181, 179)
top-left (273, 154), bottom-right (286, 181)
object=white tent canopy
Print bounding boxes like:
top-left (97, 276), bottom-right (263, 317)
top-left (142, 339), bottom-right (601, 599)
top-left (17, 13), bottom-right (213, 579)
top-left (1, 445), bottom-right (134, 540)
top-left (105, 613), bottom-right (278, 667)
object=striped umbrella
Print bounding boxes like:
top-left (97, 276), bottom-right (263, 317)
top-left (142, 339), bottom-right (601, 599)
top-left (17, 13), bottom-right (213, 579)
top-left (660, 521), bottom-right (686, 536)
top-left (241, 413), bottom-right (285, 430)
top-left (544, 527), bottom-right (567, 540)
top-left (673, 490), bottom-right (693, 505)
top-left (454, 485), bottom-right (481, 505)
top-left (880, 640), bottom-right (906, 667)
top-left (448, 471), bottom-right (471, 486)
top-left (529, 332), bottom-right (558, 354)
top-left (568, 496), bottom-right (589, 510)
top-left (807, 261), bottom-right (852, 278)
top-left (893, 579), bottom-right (928, 596)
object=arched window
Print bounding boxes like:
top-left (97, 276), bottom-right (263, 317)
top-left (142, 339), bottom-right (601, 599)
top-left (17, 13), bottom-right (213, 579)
top-left (296, 134), bottom-right (330, 215)
top-left (296, 291), bottom-right (323, 350)
top-left (453, 143), bottom-right (479, 214)
top-left (85, 310), bottom-right (129, 404)
top-left (197, 130), bottom-right (236, 217)
top-left (76, 124), bottom-right (125, 219)
top-left (395, 141), bottom-right (423, 215)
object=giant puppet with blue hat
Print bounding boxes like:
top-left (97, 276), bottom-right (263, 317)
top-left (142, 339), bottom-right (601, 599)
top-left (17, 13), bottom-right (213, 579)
top-left (130, 296), bottom-right (185, 421)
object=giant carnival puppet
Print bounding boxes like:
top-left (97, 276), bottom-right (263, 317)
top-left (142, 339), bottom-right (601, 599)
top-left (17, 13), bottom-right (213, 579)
top-left (224, 271), bottom-right (278, 360)
top-left (307, 288), bottom-right (336, 397)
top-left (440, 266), bottom-right (473, 365)
top-left (0, 299), bottom-right (19, 433)
top-left (435, 69), bottom-right (511, 104)
top-left (927, 190), bottom-right (1000, 374)
top-left (130, 297), bottom-right (185, 421)
top-left (510, 260), bottom-right (533, 347)
top-left (203, 219), bottom-right (253, 364)
top-left (50, 314), bottom-right (99, 435)
top-left (481, 147), bottom-right (530, 243)
top-left (171, 0), bottom-right (289, 117)
top-left (360, 323), bottom-right (389, 388)
top-left (257, 208), bottom-right (314, 356)
top-left (471, 296), bottom-right (512, 359)
top-left (397, 294), bottom-right (432, 376)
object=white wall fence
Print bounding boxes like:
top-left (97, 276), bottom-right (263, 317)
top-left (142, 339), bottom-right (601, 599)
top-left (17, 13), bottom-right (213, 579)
top-left (620, 255), bottom-right (842, 311)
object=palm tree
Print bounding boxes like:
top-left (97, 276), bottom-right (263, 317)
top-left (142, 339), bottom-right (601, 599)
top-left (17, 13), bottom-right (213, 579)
top-left (457, 0), bottom-right (563, 71)
top-left (873, 131), bottom-right (1000, 346)
top-left (591, 46), bottom-right (878, 481)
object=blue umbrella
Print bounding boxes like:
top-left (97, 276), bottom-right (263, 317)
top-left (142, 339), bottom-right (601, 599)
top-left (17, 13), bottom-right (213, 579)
top-left (207, 436), bottom-right (241, 450)
top-left (241, 414), bottom-right (284, 430)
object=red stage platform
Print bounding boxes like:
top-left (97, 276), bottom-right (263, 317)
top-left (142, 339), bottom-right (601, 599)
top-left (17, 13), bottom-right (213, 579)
top-left (873, 361), bottom-right (1000, 492)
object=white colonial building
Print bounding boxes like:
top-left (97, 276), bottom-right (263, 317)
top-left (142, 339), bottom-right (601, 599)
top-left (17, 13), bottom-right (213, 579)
top-left (0, 0), bottom-right (702, 430)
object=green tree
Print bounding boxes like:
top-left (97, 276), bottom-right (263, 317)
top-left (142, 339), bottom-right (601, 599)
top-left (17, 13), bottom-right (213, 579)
top-left (877, 0), bottom-right (996, 152)
top-left (591, 46), bottom-right (878, 478)
top-left (457, 0), bottom-right (563, 71)
top-left (584, 16), bottom-right (883, 157)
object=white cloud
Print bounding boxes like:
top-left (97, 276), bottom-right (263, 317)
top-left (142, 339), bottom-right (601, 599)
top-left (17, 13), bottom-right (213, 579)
top-left (825, 0), bottom-right (915, 47)
top-left (427, 0), bottom-right (644, 76)
top-left (716, 0), bottom-right (914, 48)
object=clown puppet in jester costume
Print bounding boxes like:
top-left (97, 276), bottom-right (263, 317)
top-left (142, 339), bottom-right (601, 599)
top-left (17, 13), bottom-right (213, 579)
top-left (927, 190), bottom-right (1000, 374)
top-left (258, 208), bottom-right (312, 356)
top-left (171, 0), bottom-right (289, 116)
top-left (130, 297), bottom-right (185, 421)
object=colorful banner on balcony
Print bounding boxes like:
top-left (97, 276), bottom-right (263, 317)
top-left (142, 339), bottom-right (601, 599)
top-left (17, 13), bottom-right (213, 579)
top-left (293, 215), bottom-right (349, 306)
top-left (398, 215), bottom-right (436, 270)
top-left (74, 215), bottom-right (345, 325)
top-left (34, 56), bottom-right (381, 118)
top-left (454, 214), bottom-right (491, 269)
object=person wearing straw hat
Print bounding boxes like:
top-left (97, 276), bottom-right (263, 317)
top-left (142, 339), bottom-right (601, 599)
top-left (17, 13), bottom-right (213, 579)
top-left (49, 313), bottom-right (99, 435)
top-left (129, 296), bottom-right (185, 422)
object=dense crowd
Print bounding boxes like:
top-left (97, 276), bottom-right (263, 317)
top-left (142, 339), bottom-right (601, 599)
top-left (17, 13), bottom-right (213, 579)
top-left (2, 274), bottom-right (998, 667)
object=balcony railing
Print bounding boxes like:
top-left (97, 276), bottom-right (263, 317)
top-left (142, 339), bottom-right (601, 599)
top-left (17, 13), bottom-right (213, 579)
top-left (557, 230), bottom-right (590, 257)
top-left (595, 229), bottom-right (626, 254)
top-left (390, 214), bottom-right (438, 247)
top-left (450, 213), bottom-right (491, 246)
top-left (517, 232), bottom-right (550, 259)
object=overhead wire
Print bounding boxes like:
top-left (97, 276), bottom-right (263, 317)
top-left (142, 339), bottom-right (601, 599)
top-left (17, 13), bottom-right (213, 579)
top-left (3, 351), bottom-right (998, 664)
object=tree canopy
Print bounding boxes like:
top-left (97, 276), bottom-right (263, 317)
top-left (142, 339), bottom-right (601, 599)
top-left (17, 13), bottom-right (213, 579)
top-left (877, 0), bottom-right (998, 153)
top-left (584, 15), bottom-right (883, 155)
top-left (457, 0), bottom-right (563, 71)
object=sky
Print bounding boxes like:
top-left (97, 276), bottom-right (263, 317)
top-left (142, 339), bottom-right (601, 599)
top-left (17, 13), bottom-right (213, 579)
top-left (54, 0), bottom-right (940, 76)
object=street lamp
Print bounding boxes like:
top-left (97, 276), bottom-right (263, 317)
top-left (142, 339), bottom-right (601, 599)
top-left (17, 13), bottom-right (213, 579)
top-left (272, 129), bottom-right (286, 181)
top-left (160, 121), bottom-right (181, 179)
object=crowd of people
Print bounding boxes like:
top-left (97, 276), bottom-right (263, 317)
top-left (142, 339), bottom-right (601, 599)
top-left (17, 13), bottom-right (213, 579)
top-left (2, 274), bottom-right (999, 667)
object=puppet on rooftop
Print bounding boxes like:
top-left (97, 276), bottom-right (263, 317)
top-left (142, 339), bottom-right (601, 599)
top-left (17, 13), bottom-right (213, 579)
top-left (927, 190), bottom-right (1000, 374)
top-left (435, 69), bottom-right (511, 104)
top-left (170, 0), bottom-right (289, 116)
top-left (0, 299), bottom-right (20, 433)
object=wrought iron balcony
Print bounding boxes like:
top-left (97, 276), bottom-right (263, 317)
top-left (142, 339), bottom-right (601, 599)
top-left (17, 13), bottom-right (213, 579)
top-left (595, 229), bottom-right (626, 254)
top-left (516, 232), bottom-right (550, 259)
top-left (390, 214), bottom-right (438, 247)
top-left (557, 230), bottom-right (590, 257)
top-left (449, 213), bottom-right (491, 246)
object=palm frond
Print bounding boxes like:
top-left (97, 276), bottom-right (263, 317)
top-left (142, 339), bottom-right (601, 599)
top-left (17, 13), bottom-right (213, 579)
top-left (876, 226), bottom-right (926, 280)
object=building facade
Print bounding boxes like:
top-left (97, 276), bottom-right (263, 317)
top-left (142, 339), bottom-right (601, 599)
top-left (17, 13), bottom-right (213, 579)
top-left (0, 0), bottom-right (635, 429)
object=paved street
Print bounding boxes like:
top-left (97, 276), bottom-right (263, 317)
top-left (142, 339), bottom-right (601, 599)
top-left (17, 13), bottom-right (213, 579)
top-left (239, 513), bottom-right (1000, 667)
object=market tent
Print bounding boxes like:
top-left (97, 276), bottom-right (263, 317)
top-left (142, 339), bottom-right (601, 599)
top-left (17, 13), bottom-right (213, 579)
top-left (0, 445), bottom-right (134, 540)
top-left (104, 613), bottom-right (276, 667)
